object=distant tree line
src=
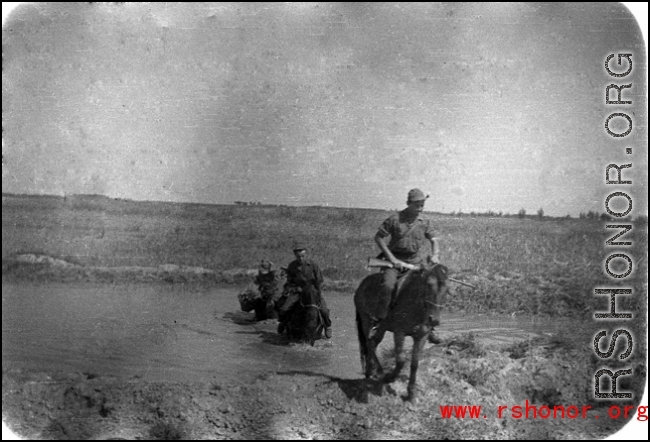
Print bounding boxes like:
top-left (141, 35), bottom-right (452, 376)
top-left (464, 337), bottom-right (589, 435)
top-left (445, 208), bottom-right (648, 222)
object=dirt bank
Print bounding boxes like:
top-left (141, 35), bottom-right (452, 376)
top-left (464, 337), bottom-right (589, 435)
top-left (3, 279), bottom-right (642, 440)
top-left (3, 334), bottom-right (631, 440)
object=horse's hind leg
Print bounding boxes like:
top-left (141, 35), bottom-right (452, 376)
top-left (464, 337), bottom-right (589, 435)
top-left (384, 332), bottom-right (405, 384)
top-left (364, 321), bottom-right (384, 379)
top-left (406, 336), bottom-right (427, 401)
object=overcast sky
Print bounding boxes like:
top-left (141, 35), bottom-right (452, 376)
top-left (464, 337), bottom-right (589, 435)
top-left (2, 2), bottom-right (647, 216)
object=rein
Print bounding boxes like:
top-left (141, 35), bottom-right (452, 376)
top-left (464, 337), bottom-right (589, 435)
top-left (425, 299), bottom-right (444, 308)
top-left (300, 302), bottom-right (320, 310)
top-left (302, 304), bottom-right (319, 309)
top-left (422, 263), bottom-right (443, 308)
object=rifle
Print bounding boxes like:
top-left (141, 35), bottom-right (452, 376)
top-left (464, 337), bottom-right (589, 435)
top-left (367, 258), bottom-right (477, 289)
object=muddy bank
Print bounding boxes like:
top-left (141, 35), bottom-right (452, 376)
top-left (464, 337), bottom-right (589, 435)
top-left (3, 335), bottom-right (632, 440)
top-left (2, 254), bottom-right (354, 291)
top-left (3, 279), bottom-right (644, 439)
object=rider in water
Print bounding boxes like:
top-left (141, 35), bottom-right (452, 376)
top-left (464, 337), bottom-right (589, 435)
top-left (254, 260), bottom-right (280, 301)
top-left (372, 188), bottom-right (446, 344)
top-left (277, 244), bottom-right (333, 339)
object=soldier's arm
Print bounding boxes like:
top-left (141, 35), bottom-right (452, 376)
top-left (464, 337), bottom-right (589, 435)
top-left (312, 262), bottom-right (324, 290)
top-left (430, 237), bottom-right (440, 263)
top-left (424, 219), bottom-right (440, 263)
top-left (374, 232), bottom-right (400, 266)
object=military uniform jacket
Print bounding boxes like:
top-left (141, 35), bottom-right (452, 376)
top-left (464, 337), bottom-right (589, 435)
top-left (285, 258), bottom-right (323, 291)
top-left (377, 209), bottom-right (435, 263)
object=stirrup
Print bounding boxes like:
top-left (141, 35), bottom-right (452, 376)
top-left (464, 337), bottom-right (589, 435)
top-left (368, 320), bottom-right (382, 340)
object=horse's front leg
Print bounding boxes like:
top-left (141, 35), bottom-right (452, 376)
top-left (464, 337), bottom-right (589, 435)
top-left (384, 332), bottom-right (405, 384)
top-left (406, 335), bottom-right (427, 401)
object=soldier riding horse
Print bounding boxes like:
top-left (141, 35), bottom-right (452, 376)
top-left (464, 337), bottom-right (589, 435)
top-left (354, 262), bottom-right (448, 400)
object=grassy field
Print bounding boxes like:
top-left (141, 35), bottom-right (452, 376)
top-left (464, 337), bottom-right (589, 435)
top-left (2, 193), bottom-right (647, 319)
top-left (2, 193), bottom-right (648, 439)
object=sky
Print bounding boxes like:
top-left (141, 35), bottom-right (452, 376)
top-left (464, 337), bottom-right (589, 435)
top-left (1, 5), bottom-right (648, 441)
top-left (2, 2), bottom-right (648, 217)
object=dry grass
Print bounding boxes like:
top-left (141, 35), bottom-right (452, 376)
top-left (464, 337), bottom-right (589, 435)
top-left (2, 194), bottom-right (647, 319)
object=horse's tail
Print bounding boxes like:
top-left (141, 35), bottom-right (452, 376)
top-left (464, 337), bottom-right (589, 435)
top-left (356, 310), bottom-right (367, 373)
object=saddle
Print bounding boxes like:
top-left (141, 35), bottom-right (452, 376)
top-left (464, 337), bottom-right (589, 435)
top-left (386, 263), bottom-right (448, 309)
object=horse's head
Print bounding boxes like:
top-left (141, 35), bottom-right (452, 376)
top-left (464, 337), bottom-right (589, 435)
top-left (414, 263), bottom-right (448, 326)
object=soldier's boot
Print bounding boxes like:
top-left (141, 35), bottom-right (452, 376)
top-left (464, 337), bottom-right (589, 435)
top-left (368, 317), bottom-right (383, 341)
top-left (277, 313), bottom-right (287, 334)
top-left (325, 327), bottom-right (332, 339)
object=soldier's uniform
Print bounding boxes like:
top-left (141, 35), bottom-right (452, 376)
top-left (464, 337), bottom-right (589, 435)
top-left (373, 188), bottom-right (446, 344)
top-left (375, 209), bottom-right (435, 318)
top-left (254, 260), bottom-right (280, 302)
top-left (277, 247), bottom-right (332, 339)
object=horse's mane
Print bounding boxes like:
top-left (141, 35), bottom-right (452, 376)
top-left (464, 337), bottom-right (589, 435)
top-left (399, 263), bottom-right (448, 292)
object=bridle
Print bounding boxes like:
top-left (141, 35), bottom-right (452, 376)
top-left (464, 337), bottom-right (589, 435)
top-left (421, 263), bottom-right (444, 308)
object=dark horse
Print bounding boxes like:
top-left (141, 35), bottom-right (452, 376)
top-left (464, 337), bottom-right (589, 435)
top-left (280, 284), bottom-right (324, 346)
top-left (253, 283), bottom-right (280, 321)
top-left (354, 263), bottom-right (448, 400)
top-left (237, 284), bottom-right (280, 321)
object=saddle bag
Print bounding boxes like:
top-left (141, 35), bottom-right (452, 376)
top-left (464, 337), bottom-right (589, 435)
top-left (238, 285), bottom-right (259, 313)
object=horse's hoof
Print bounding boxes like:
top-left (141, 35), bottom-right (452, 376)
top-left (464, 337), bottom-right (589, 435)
top-left (367, 373), bottom-right (381, 382)
top-left (382, 375), bottom-right (397, 384)
top-left (405, 388), bottom-right (418, 402)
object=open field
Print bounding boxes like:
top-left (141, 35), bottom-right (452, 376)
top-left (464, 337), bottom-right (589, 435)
top-left (2, 193), bottom-right (647, 317)
top-left (2, 194), bottom-right (648, 439)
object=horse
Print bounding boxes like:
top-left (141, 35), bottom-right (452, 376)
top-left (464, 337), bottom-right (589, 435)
top-left (279, 283), bottom-right (324, 346)
top-left (253, 282), bottom-right (280, 321)
top-left (354, 262), bottom-right (448, 401)
top-left (237, 283), bottom-right (280, 322)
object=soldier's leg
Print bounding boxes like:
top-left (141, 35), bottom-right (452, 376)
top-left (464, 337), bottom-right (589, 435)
top-left (428, 282), bottom-right (448, 344)
top-left (369, 268), bottom-right (399, 340)
top-left (317, 296), bottom-right (333, 339)
top-left (318, 297), bottom-right (332, 328)
top-left (377, 267), bottom-right (399, 320)
top-left (277, 291), bottom-right (299, 333)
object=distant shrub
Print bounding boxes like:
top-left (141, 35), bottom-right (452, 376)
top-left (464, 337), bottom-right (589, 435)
top-left (518, 208), bottom-right (526, 219)
top-left (537, 208), bottom-right (544, 219)
top-left (600, 212), bottom-right (612, 221)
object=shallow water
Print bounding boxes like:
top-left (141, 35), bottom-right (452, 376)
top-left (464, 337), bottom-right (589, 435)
top-left (2, 281), bottom-right (594, 384)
